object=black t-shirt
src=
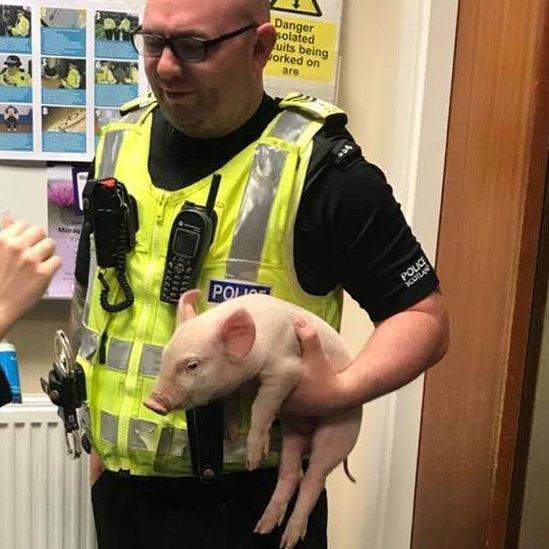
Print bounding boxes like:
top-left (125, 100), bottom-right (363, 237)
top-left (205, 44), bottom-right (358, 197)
top-left (75, 95), bottom-right (438, 322)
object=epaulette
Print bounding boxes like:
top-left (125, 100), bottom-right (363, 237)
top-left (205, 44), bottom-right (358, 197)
top-left (119, 92), bottom-right (156, 116)
top-left (279, 92), bottom-right (348, 128)
top-left (304, 132), bottom-right (364, 194)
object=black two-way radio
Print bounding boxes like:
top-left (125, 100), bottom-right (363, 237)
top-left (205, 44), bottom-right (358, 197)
top-left (160, 174), bottom-right (221, 304)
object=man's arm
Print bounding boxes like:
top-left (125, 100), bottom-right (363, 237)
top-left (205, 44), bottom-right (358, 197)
top-left (283, 291), bottom-right (449, 416)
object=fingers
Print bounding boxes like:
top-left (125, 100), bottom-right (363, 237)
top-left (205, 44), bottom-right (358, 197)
top-left (1, 213), bottom-right (13, 229)
top-left (39, 255), bottom-right (61, 278)
top-left (0, 219), bottom-right (28, 239)
top-left (26, 235), bottom-right (56, 263)
top-left (18, 224), bottom-right (47, 248)
top-left (293, 317), bottom-right (325, 359)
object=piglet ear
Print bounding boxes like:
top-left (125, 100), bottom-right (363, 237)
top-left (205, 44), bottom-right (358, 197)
top-left (220, 308), bottom-right (256, 359)
top-left (176, 289), bottom-right (201, 326)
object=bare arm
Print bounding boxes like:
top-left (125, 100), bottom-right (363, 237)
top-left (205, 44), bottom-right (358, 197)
top-left (283, 292), bottom-right (449, 416)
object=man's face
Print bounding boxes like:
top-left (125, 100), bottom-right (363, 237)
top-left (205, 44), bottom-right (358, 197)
top-left (142, 0), bottom-right (266, 136)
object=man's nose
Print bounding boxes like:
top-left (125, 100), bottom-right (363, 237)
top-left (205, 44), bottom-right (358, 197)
top-left (155, 44), bottom-right (184, 78)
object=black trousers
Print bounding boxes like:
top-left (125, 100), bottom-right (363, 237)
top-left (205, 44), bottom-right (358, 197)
top-left (92, 468), bottom-right (327, 549)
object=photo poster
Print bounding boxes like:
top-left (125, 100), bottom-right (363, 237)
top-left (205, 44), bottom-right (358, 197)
top-left (45, 162), bottom-right (87, 298)
top-left (0, 0), bottom-right (145, 162)
top-left (265, 0), bottom-right (343, 102)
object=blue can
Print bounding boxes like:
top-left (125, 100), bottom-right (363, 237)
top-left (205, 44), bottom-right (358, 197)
top-left (0, 342), bottom-right (21, 403)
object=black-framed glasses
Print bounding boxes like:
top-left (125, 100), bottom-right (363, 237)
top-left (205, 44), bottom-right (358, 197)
top-left (130, 23), bottom-right (257, 63)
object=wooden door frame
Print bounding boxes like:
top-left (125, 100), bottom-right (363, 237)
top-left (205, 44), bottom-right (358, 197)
top-left (412, 0), bottom-right (549, 547)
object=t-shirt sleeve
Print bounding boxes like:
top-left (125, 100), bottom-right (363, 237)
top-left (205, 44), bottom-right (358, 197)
top-left (295, 158), bottom-right (439, 322)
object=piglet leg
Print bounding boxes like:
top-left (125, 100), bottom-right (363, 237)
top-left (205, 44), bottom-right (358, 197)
top-left (247, 372), bottom-right (298, 470)
top-left (280, 409), bottom-right (361, 549)
top-left (279, 460), bottom-right (330, 549)
top-left (254, 422), bottom-right (309, 534)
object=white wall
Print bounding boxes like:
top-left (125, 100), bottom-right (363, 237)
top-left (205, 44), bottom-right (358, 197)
top-left (1, 0), bottom-right (458, 547)
top-left (328, 1), bottom-right (457, 547)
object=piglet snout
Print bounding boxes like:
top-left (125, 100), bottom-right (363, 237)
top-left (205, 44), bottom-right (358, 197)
top-left (144, 392), bottom-right (172, 416)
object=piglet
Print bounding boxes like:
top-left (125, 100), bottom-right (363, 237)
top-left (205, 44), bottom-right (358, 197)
top-left (144, 290), bottom-right (362, 549)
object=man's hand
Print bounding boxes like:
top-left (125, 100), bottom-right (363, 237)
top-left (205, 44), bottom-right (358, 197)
top-left (90, 449), bottom-right (105, 485)
top-left (282, 317), bottom-right (350, 417)
top-left (0, 215), bottom-right (61, 338)
top-left (282, 292), bottom-right (449, 418)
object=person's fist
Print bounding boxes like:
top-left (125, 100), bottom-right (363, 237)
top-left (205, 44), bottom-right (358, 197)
top-left (0, 215), bottom-right (61, 336)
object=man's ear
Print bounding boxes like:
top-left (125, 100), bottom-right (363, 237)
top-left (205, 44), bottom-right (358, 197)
top-left (253, 23), bottom-right (277, 68)
top-left (176, 289), bottom-right (200, 326)
top-left (219, 308), bottom-right (256, 359)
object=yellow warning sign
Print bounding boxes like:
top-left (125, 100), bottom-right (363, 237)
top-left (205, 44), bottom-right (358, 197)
top-left (266, 16), bottom-right (336, 83)
top-left (270, 0), bottom-right (322, 17)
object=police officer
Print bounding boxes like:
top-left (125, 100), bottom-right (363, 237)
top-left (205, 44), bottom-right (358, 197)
top-left (9, 9), bottom-right (30, 37)
top-left (95, 61), bottom-right (116, 85)
top-left (60, 62), bottom-right (82, 90)
top-left (118, 16), bottom-right (132, 41)
top-left (73, 0), bottom-right (448, 547)
top-left (3, 105), bottom-right (18, 131)
top-left (0, 55), bottom-right (31, 87)
top-left (126, 63), bottom-right (139, 84)
top-left (102, 15), bottom-right (115, 41)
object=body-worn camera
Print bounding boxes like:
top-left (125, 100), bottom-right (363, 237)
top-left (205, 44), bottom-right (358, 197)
top-left (83, 177), bottom-right (139, 312)
top-left (83, 177), bottom-right (138, 267)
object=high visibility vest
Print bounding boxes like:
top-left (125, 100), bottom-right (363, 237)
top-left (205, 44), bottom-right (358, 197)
top-left (13, 16), bottom-right (29, 37)
top-left (1, 68), bottom-right (30, 87)
top-left (77, 93), bottom-right (346, 477)
top-left (96, 66), bottom-right (115, 84)
top-left (63, 68), bottom-right (81, 89)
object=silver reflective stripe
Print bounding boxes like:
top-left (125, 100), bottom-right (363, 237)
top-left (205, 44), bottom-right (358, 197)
top-left (79, 327), bottom-right (99, 360)
top-left (226, 145), bottom-right (287, 280)
top-left (268, 110), bottom-right (311, 143)
top-left (106, 338), bottom-right (132, 372)
top-left (139, 344), bottom-right (164, 376)
top-left (83, 235), bottom-right (97, 326)
top-left (100, 411), bottom-right (118, 444)
top-left (97, 130), bottom-right (125, 179)
top-left (128, 418), bottom-right (158, 450)
top-left (155, 427), bottom-right (188, 459)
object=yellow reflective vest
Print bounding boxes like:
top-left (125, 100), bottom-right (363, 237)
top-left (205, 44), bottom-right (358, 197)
top-left (77, 93), bottom-right (346, 477)
top-left (11, 15), bottom-right (30, 37)
top-left (96, 65), bottom-right (116, 84)
top-left (0, 67), bottom-right (31, 87)
top-left (62, 67), bottom-right (81, 89)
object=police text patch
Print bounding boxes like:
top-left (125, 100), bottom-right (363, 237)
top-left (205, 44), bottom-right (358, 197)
top-left (208, 279), bottom-right (272, 303)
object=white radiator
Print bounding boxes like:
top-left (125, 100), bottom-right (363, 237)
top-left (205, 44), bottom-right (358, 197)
top-left (0, 395), bottom-right (97, 549)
